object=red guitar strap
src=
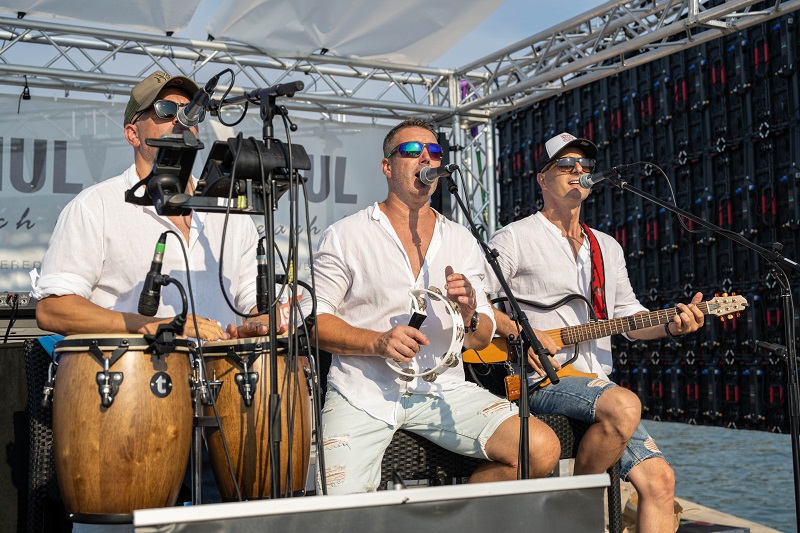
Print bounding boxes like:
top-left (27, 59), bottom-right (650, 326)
top-left (580, 222), bottom-right (608, 320)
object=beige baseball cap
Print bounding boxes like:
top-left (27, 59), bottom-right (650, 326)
top-left (123, 71), bottom-right (199, 125)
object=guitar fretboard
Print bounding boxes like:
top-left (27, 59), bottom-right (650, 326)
top-left (553, 302), bottom-right (711, 346)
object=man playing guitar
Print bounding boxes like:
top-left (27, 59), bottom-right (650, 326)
top-left (487, 132), bottom-right (706, 533)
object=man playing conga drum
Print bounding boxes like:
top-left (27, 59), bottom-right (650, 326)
top-left (32, 70), bottom-right (279, 340)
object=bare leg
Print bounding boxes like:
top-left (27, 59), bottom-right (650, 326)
top-left (573, 386), bottom-right (641, 475)
top-left (468, 416), bottom-right (561, 482)
top-left (626, 456), bottom-right (676, 533)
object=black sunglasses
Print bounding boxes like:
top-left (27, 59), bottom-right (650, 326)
top-left (131, 100), bottom-right (205, 125)
top-left (385, 141), bottom-right (444, 160)
top-left (544, 157), bottom-right (596, 173)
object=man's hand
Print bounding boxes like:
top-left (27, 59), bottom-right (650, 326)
top-left (178, 314), bottom-right (230, 342)
top-left (667, 291), bottom-right (705, 337)
top-left (226, 317), bottom-right (289, 339)
top-left (444, 265), bottom-right (477, 324)
top-left (525, 329), bottom-right (562, 375)
top-left (372, 325), bottom-right (430, 364)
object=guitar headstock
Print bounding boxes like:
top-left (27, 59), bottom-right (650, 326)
top-left (707, 293), bottom-right (749, 320)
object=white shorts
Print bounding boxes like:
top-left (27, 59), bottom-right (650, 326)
top-left (319, 385), bottom-right (518, 494)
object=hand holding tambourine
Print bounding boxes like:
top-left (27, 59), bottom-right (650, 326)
top-left (384, 282), bottom-right (466, 383)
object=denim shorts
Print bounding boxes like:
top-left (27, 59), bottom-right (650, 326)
top-left (319, 385), bottom-right (518, 494)
top-left (528, 376), bottom-right (665, 479)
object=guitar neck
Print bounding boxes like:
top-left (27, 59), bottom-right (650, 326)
top-left (546, 301), bottom-right (711, 347)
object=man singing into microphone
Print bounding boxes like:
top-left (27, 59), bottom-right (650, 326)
top-left (32, 70), bottom-right (279, 342)
top-left (302, 118), bottom-right (560, 494)
top-left (486, 132), bottom-right (706, 532)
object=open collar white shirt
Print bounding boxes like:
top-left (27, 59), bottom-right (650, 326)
top-left (303, 203), bottom-right (495, 425)
top-left (32, 164), bottom-right (260, 326)
top-left (486, 211), bottom-right (646, 381)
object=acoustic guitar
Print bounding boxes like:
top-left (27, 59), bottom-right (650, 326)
top-left (463, 293), bottom-right (749, 365)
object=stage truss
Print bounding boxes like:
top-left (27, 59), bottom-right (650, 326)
top-left (0, 0), bottom-right (796, 233)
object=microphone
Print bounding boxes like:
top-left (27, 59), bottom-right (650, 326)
top-left (419, 164), bottom-right (460, 186)
top-left (138, 232), bottom-right (168, 316)
top-left (256, 240), bottom-right (269, 313)
top-left (177, 73), bottom-right (222, 129)
top-left (755, 340), bottom-right (787, 357)
top-left (578, 164), bottom-right (635, 189)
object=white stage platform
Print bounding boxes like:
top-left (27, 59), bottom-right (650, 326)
top-left (133, 474), bottom-right (609, 533)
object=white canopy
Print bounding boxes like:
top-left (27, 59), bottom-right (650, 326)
top-left (0, 0), bottom-right (503, 65)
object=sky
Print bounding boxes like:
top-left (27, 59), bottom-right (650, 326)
top-left (433, 0), bottom-right (605, 68)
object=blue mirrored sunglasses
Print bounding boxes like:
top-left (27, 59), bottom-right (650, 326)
top-left (385, 141), bottom-right (443, 160)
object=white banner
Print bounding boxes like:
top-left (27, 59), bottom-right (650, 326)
top-left (0, 94), bottom-right (390, 292)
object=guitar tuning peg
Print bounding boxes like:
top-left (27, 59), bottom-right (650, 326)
top-left (719, 317), bottom-right (724, 322)
top-left (715, 293), bottom-right (720, 297)
top-left (727, 314), bottom-right (733, 320)
top-left (721, 292), bottom-right (728, 297)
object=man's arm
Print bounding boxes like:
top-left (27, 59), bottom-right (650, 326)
top-left (37, 294), bottom-right (230, 341)
top-left (314, 313), bottom-right (429, 364)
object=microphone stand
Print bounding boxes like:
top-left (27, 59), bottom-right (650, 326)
top-left (258, 92), bottom-right (284, 499)
top-left (443, 173), bottom-right (559, 479)
top-left (601, 171), bottom-right (800, 531)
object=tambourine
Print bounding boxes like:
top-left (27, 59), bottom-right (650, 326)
top-left (385, 286), bottom-right (465, 383)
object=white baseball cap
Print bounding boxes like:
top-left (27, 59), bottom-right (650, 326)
top-left (539, 132), bottom-right (598, 173)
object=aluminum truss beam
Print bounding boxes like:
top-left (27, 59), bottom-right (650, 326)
top-left (456, 0), bottom-right (800, 118)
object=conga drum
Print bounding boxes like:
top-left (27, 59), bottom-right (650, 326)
top-left (52, 334), bottom-right (193, 523)
top-left (201, 336), bottom-right (311, 500)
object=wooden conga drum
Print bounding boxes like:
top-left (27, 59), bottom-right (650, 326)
top-left (201, 336), bottom-right (311, 500)
top-left (53, 334), bottom-right (193, 523)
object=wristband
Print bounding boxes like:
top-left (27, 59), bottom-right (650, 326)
top-left (664, 322), bottom-right (679, 341)
top-left (466, 311), bottom-right (480, 333)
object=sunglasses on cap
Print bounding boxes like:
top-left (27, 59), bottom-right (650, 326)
top-left (131, 100), bottom-right (205, 125)
top-left (385, 141), bottom-right (444, 160)
top-left (544, 157), bottom-right (596, 173)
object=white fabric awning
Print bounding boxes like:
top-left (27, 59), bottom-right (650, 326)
top-left (0, 0), bottom-right (201, 34)
top-left (206, 0), bottom-right (504, 65)
top-left (0, 0), bottom-right (503, 66)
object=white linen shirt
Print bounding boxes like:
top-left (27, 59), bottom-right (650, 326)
top-left (302, 203), bottom-right (496, 425)
top-left (486, 211), bottom-right (646, 381)
top-left (32, 164), bottom-right (260, 326)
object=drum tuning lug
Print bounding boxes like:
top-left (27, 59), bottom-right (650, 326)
top-left (235, 372), bottom-right (259, 407)
top-left (96, 371), bottom-right (123, 408)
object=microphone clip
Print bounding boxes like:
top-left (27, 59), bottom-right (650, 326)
top-left (145, 318), bottom-right (185, 356)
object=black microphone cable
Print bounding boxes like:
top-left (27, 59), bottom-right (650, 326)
top-left (163, 228), bottom-right (243, 502)
top-left (2, 293), bottom-right (19, 344)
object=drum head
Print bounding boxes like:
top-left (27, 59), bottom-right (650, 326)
top-left (55, 334), bottom-right (192, 353)
top-left (201, 335), bottom-right (287, 357)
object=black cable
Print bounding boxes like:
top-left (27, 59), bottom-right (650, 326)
top-left (163, 229), bottom-right (243, 502)
top-left (2, 294), bottom-right (19, 343)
